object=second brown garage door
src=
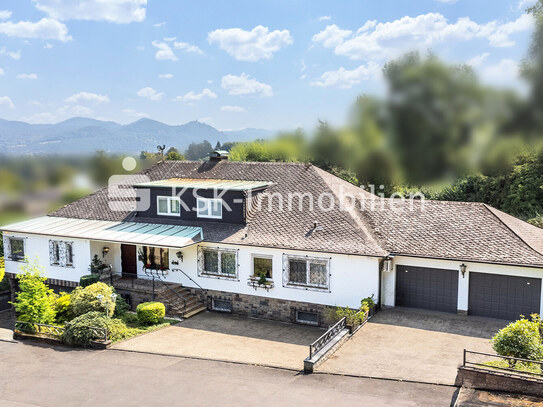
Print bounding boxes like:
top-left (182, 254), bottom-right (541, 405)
top-left (469, 272), bottom-right (541, 320)
top-left (395, 265), bottom-right (459, 313)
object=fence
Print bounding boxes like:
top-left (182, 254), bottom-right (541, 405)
top-left (463, 349), bottom-right (543, 380)
top-left (309, 316), bottom-right (346, 359)
top-left (14, 320), bottom-right (108, 342)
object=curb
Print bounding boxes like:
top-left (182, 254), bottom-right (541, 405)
top-left (311, 370), bottom-right (457, 388)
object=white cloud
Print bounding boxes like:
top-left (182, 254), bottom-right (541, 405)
top-left (0, 18), bottom-right (71, 42)
top-left (32, 0), bottom-right (147, 24)
top-left (312, 13), bottom-right (534, 61)
top-left (163, 36), bottom-right (176, 42)
top-left (0, 96), bottom-right (14, 108)
top-left (123, 108), bottom-right (149, 118)
top-left (137, 87), bottom-right (163, 101)
top-left (152, 40), bottom-right (177, 61)
top-left (65, 92), bottom-right (109, 104)
top-left (0, 10), bottom-right (12, 20)
top-left (435, 0), bottom-right (458, 3)
top-left (16, 73), bottom-right (38, 80)
top-left (480, 59), bottom-right (520, 86)
top-left (173, 88), bottom-right (217, 102)
top-left (221, 73), bottom-right (273, 97)
top-left (467, 52), bottom-right (490, 67)
top-left (318, 16), bottom-right (331, 21)
top-left (173, 40), bottom-right (203, 55)
top-left (198, 116), bottom-right (212, 123)
top-left (158, 73), bottom-right (173, 79)
top-left (311, 62), bottom-right (381, 88)
top-left (0, 47), bottom-right (20, 59)
top-left (220, 105), bottom-right (246, 113)
top-left (71, 105), bottom-right (92, 115)
top-left (0, 68), bottom-right (4, 75)
top-left (518, 0), bottom-right (537, 10)
top-left (208, 25), bottom-right (293, 62)
top-left (153, 22), bottom-right (165, 27)
top-left (44, 42), bottom-right (53, 48)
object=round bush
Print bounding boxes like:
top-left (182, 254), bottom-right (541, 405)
top-left (70, 282), bottom-right (116, 317)
top-left (136, 302), bottom-right (166, 325)
top-left (492, 318), bottom-right (543, 362)
top-left (62, 311), bottom-right (108, 346)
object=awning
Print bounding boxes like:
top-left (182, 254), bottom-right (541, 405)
top-left (134, 178), bottom-right (273, 191)
top-left (2, 216), bottom-right (203, 248)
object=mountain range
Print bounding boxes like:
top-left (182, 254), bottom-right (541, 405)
top-left (0, 117), bottom-right (275, 155)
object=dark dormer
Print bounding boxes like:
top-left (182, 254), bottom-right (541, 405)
top-left (209, 150), bottom-right (229, 162)
top-left (134, 178), bottom-right (272, 224)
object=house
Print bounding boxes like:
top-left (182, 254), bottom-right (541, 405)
top-left (3, 153), bottom-right (543, 325)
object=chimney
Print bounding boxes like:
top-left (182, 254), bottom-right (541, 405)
top-left (209, 150), bottom-right (229, 162)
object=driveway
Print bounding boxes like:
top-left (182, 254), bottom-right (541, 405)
top-left (317, 307), bottom-right (507, 385)
top-left (112, 311), bottom-right (324, 370)
top-left (0, 310), bottom-right (14, 342)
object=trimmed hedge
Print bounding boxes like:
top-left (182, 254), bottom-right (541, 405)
top-left (80, 274), bottom-right (99, 287)
top-left (136, 302), bottom-right (166, 325)
top-left (62, 311), bottom-right (108, 346)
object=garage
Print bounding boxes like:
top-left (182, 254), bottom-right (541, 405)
top-left (395, 265), bottom-right (459, 313)
top-left (468, 272), bottom-right (541, 320)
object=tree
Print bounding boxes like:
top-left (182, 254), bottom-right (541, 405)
top-left (70, 282), bottom-right (116, 317)
top-left (492, 317), bottom-right (543, 364)
top-left (185, 140), bottom-right (213, 160)
top-left (11, 258), bottom-right (57, 324)
top-left (165, 147), bottom-right (184, 161)
top-left (214, 141), bottom-right (222, 150)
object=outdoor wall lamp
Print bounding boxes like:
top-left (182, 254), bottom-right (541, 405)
top-left (102, 246), bottom-right (110, 257)
top-left (460, 263), bottom-right (467, 278)
top-left (176, 251), bottom-right (183, 262)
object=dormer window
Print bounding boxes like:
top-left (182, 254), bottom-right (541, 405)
top-left (157, 196), bottom-right (180, 216)
top-left (197, 198), bottom-right (222, 219)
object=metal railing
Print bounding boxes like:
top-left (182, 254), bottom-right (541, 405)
top-left (463, 349), bottom-right (543, 379)
top-left (15, 321), bottom-right (65, 338)
top-left (157, 279), bottom-right (187, 311)
top-left (15, 320), bottom-right (108, 342)
top-left (171, 267), bottom-right (206, 302)
top-left (309, 316), bottom-right (346, 359)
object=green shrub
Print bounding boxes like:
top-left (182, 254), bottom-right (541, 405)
top-left (361, 295), bottom-right (376, 310)
top-left (70, 282), bottom-right (116, 317)
top-left (106, 318), bottom-right (138, 342)
top-left (62, 311), bottom-right (109, 346)
top-left (11, 258), bottom-right (57, 324)
top-left (492, 317), bottom-right (543, 364)
top-left (54, 292), bottom-right (72, 323)
top-left (136, 302), bottom-right (165, 325)
top-left (113, 293), bottom-right (130, 317)
top-left (79, 274), bottom-right (99, 288)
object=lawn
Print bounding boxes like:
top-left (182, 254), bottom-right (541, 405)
top-left (483, 360), bottom-right (542, 376)
top-left (109, 312), bottom-right (179, 343)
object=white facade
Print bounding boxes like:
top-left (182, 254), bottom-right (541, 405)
top-left (3, 232), bottom-right (380, 309)
top-left (382, 255), bottom-right (543, 313)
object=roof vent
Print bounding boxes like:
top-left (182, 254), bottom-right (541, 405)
top-left (209, 150), bottom-right (229, 162)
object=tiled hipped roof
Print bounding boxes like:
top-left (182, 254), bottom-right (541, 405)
top-left (50, 160), bottom-right (543, 266)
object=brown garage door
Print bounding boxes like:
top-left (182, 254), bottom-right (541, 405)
top-left (395, 265), bottom-right (459, 313)
top-left (468, 272), bottom-right (541, 320)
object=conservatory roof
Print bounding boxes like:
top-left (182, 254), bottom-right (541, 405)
top-left (2, 216), bottom-right (203, 248)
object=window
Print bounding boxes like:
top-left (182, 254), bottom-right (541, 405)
top-left (296, 310), bottom-right (319, 326)
top-left (49, 240), bottom-right (75, 267)
top-left (9, 238), bottom-right (25, 261)
top-left (196, 198), bottom-right (222, 219)
top-left (141, 246), bottom-right (169, 269)
top-left (284, 255), bottom-right (329, 290)
top-left (157, 196), bottom-right (180, 216)
top-left (198, 247), bottom-right (237, 278)
top-left (212, 298), bottom-right (232, 313)
top-left (253, 255), bottom-right (272, 279)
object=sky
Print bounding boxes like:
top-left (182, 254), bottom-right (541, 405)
top-left (0, 0), bottom-right (537, 131)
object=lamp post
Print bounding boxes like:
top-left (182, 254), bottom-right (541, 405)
top-left (97, 293), bottom-right (117, 318)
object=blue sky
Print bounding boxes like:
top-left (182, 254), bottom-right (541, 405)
top-left (0, 0), bottom-right (537, 130)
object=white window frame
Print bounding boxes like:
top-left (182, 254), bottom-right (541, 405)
top-left (283, 254), bottom-right (330, 291)
top-left (197, 246), bottom-right (238, 280)
top-left (157, 196), bottom-right (181, 216)
top-left (49, 240), bottom-right (75, 268)
top-left (251, 254), bottom-right (273, 280)
top-left (196, 197), bottom-right (223, 219)
top-left (8, 237), bottom-right (25, 262)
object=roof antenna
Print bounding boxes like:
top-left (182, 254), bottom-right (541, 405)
top-left (313, 221), bottom-right (323, 232)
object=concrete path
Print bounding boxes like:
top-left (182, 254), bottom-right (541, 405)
top-left (112, 311), bottom-right (324, 370)
top-left (318, 307), bottom-right (507, 385)
top-left (0, 340), bottom-right (459, 406)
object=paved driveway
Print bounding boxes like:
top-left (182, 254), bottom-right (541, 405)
top-left (112, 311), bottom-right (324, 370)
top-left (317, 307), bottom-right (507, 385)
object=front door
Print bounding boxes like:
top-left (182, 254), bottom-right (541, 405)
top-left (121, 244), bottom-right (137, 278)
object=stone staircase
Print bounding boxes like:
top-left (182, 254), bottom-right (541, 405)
top-left (157, 283), bottom-right (207, 319)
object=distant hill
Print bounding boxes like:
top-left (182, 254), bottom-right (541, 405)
top-left (0, 117), bottom-right (275, 155)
